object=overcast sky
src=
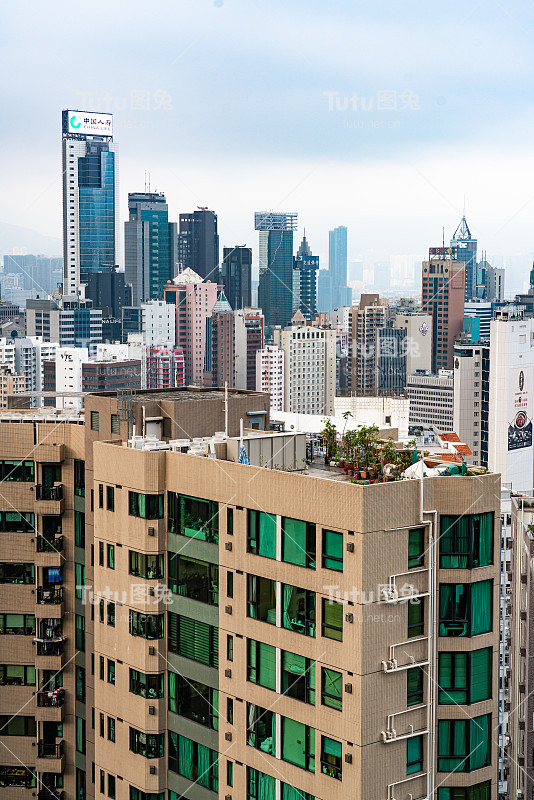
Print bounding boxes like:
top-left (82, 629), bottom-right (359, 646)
top-left (2, 0), bottom-right (534, 285)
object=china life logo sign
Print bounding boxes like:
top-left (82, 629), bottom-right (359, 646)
top-left (508, 369), bottom-right (533, 451)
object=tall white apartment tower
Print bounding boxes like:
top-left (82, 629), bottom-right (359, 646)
top-left (62, 110), bottom-right (119, 295)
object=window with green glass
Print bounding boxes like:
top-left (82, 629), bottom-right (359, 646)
top-left (282, 517), bottom-right (316, 569)
top-left (408, 599), bottom-right (424, 637)
top-left (0, 665), bottom-right (36, 685)
top-left (168, 672), bottom-right (218, 730)
top-left (322, 530), bottom-right (343, 571)
top-left (321, 735), bottom-right (342, 780)
top-left (75, 511), bottom-right (85, 548)
top-left (438, 714), bottom-right (491, 772)
top-left (227, 760), bottom-right (233, 787)
top-left (247, 639), bottom-right (276, 691)
top-left (129, 551), bottom-right (164, 579)
top-left (107, 659), bottom-right (115, 684)
top-left (168, 612), bottom-right (218, 668)
top-left (168, 554), bottom-right (218, 605)
top-left (129, 728), bottom-right (164, 758)
top-left (282, 585), bottom-right (316, 636)
top-left (128, 611), bottom-right (164, 639)
top-left (129, 669), bottom-right (164, 699)
top-left (439, 581), bottom-right (492, 637)
top-left (248, 574), bottom-right (277, 624)
top-left (168, 732), bottom-right (218, 790)
top-left (75, 562), bottom-right (85, 599)
top-left (74, 459), bottom-right (85, 497)
top-left (322, 598), bottom-right (343, 641)
top-left (75, 614), bottom-right (85, 651)
top-left (76, 666), bottom-right (85, 702)
top-left (0, 614), bottom-right (35, 635)
top-left (408, 528), bottom-right (425, 569)
top-left (0, 460), bottom-right (34, 481)
top-left (407, 735), bottom-right (423, 774)
top-left (0, 563), bottom-right (34, 584)
top-left (282, 783), bottom-right (315, 800)
top-left (438, 648), bottom-right (492, 704)
top-left (321, 667), bottom-right (342, 711)
top-left (440, 513), bottom-right (493, 568)
top-left (108, 716), bottom-right (115, 742)
top-left (128, 492), bottom-right (164, 519)
top-left (167, 492), bottom-right (219, 542)
top-left (282, 651), bottom-right (315, 705)
top-left (0, 511), bottom-right (35, 533)
top-left (437, 782), bottom-right (491, 800)
top-left (247, 703), bottom-right (276, 755)
top-left (129, 791), bottom-right (165, 800)
top-left (282, 716), bottom-right (315, 772)
top-left (76, 716), bottom-right (86, 753)
top-left (0, 716), bottom-right (36, 736)
top-left (247, 766), bottom-right (276, 800)
top-left (407, 667), bottom-right (424, 706)
top-left (107, 486), bottom-right (115, 512)
top-left (248, 509), bottom-right (277, 559)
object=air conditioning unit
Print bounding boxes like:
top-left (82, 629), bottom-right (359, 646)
top-left (344, 753), bottom-right (352, 764)
top-left (345, 613), bottom-right (354, 623)
top-left (346, 542), bottom-right (354, 552)
top-left (345, 683), bottom-right (352, 693)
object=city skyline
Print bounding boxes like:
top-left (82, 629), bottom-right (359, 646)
top-left (2, 1), bottom-right (534, 289)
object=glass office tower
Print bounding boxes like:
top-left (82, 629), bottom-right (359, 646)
top-left (256, 212), bottom-right (297, 330)
top-left (62, 110), bottom-right (119, 296)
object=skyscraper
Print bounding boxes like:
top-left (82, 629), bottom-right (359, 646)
top-left (221, 245), bottom-right (252, 310)
top-left (329, 225), bottom-right (352, 307)
top-left (293, 232), bottom-right (319, 320)
top-left (451, 215), bottom-right (477, 301)
top-left (177, 208), bottom-right (219, 281)
top-left (256, 211), bottom-right (297, 329)
top-left (62, 110), bottom-right (118, 295)
top-left (124, 192), bottom-right (177, 305)
top-left (422, 247), bottom-right (465, 371)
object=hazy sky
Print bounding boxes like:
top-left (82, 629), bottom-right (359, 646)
top-left (2, 0), bottom-right (534, 283)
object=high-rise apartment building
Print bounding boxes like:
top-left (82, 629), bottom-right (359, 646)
top-left (256, 344), bottom-right (285, 410)
top-left (274, 318), bottom-right (336, 414)
top-left (145, 346), bottom-right (185, 389)
top-left (451, 215), bottom-right (477, 301)
top-left (204, 291), bottom-right (235, 387)
top-left (478, 259), bottom-right (504, 303)
top-left (453, 339), bottom-right (490, 467)
top-left (177, 208), bottom-right (219, 282)
top-left (163, 268), bottom-right (219, 385)
top-left (221, 246), bottom-right (252, 310)
top-left (0, 389), bottom-right (499, 800)
top-left (61, 110), bottom-right (118, 295)
top-left (347, 294), bottom-right (387, 396)
top-left (328, 225), bottom-right (352, 309)
top-left (256, 212), bottom-right (297, 329)
top-left (234, 309), bottom-right (265, 392)
top-left (422, 249), bottom-right (465, 371)
top-left (407, 369), bottom-right (454, 430)
top-left (125, 193), bottom-right (177, 305)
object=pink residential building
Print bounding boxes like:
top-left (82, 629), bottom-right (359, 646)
top-left (163, 267), bottom-right (219, 385)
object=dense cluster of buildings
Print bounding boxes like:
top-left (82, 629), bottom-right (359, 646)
top-left (1, 108), bottom-right (533, 800)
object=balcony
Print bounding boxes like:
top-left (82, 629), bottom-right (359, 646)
top-left (35, 638), bottom-right (65, 657)
top-left (35, 741), bottom-right (65, 774)
top-left (37, 535), bottom-right (64, 553)
top-left (35, 485), bottom-right (64, 514)
top-left (37, 689), bottom-right (65, 708)
top-left (36, 485), bottom-right (63, 501)
top-left (37, 586), bottom-right (63, 605)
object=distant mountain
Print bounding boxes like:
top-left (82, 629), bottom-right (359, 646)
top-left (0, 222), bottom-right (61, 261)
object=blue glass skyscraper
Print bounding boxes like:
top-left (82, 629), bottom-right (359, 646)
top-left (125, 192), bottom-right (177, 305)
top-left (451, 215), bottom-right (477, 301)
top-left (62, 110), bottom-right (118, 296)
top-left (256, 212), bottom-right (297, 329)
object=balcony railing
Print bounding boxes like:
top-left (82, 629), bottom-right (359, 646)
top-left (37, 586), bottom-right (63, 604)
top-left (36, 639), bottom-right (64, 657)
top-left (37, 740), bottom-right (64, 758)
top-left (37, 689), bottom-right (65, 707)
top-left (36, 536), bottom-right (64, 553)
top-left (36, 485), bottom-right (63, 501)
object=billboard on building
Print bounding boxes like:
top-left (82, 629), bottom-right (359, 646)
top-left (63, 110), bottom-right (113, 138)
top-left (508, 368), bottom-right (533, 451)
